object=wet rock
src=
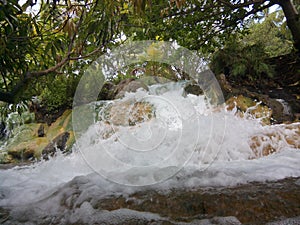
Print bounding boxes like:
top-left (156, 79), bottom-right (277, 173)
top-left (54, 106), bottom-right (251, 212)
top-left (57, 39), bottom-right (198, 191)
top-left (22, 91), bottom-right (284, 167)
top-left (7, 137), bottom-right (49, 160)
top-left (22, 111), bottom-right (35, 124)
top-left (45, 109), bottom-right (75, 152)
top-left (3, 123), bottom-right (49, 161)
top-left (246, 92), bottom-right (293, 123)
top-left (95, 177), bottom-right (300, 225)
top-left (216, 73), bottom-right (233, 96)
top-left (107, 100), bottom-right (154, 126)
top-left (113, 78), bottom-right (149, 99)
top-left (98, 81), bottom-right (116, 100)
top-left (46, 110), bottom-right (72, 139)
top-left (226, 95), bottom-right (272, 125)
top-left (2, 177), bottom-right (300, 224)
top-left (0, 121), bottom-right (6, 139)
top-left (0, 152), bottom-right (14, 164)
top-left (210, 216), bottom-right (242, 225)
top-left (8, 145), bottom-right (35, 160)
top-left (1, 110), bottom-right (75, 164)
top-left (249, 123), bottom-right (300, 157)
top-left (0, 207), bottom-right (9, 224)
top-left (37, 124), bottom-right (45, 137)
top-left (184, 84), bottom-right (204, 96)
top-left (42, 131), bottom-right (70, 159)
top-left (266, 216), bottom-right (300, 225)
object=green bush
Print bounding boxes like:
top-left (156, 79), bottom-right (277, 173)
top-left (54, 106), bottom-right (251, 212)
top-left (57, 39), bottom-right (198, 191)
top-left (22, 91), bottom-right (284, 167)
top-left (39, 73), bottom-right (80, 112)
top-left (210, 9), bottom-right (293, 81)
top-left (210, 37), bottom-right (275, 81)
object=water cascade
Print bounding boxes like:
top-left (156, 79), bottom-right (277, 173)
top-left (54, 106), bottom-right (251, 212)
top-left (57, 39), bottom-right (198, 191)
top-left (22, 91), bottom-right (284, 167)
top-left (0, 82), bottom-right (299, 224)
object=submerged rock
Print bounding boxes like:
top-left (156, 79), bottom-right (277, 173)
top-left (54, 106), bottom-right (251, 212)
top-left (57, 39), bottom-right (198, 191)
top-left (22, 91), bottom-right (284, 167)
top-left (249, 123), bottom-right (300, 157)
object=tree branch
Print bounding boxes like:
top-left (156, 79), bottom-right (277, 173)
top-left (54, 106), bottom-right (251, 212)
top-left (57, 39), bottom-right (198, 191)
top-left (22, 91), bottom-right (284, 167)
top-left (217, 0), bottom-right (267, 9)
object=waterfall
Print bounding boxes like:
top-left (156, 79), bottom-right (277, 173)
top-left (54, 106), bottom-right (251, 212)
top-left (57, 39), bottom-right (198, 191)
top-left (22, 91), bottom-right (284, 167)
top-left (0, 82), bottom-right (299, 223)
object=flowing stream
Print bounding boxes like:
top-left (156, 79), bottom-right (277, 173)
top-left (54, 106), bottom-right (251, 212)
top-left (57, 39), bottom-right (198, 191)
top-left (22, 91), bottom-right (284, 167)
top-left (0, 82), bottom-right (299, 224)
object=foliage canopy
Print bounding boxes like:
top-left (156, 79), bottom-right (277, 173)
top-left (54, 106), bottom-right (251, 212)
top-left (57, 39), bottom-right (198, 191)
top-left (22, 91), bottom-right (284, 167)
top-left (0, 0), bottom-right (299, 108)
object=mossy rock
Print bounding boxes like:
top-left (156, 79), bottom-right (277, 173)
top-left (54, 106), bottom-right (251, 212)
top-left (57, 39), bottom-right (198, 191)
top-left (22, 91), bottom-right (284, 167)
top-left (65, 130), bottom-right (75, 152)
top-left (7, 123), bottom-right (47, 146)
top-left (226, 95), bottom-right (272, 125)
top-left (226, 95), bottom-right (255, 111)
top-left (2, 110), bottom-right (74, 163)
top-left (7, 137), bottom-right (49, 160)
top-left (47, 109), bottom-right (72, 140)
top-left (0, 152), bottom-right (15, 164)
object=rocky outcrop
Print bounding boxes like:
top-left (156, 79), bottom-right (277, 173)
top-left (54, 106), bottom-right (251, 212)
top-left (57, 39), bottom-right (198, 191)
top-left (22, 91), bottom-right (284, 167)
top-left (94, 178), bottom-right (300, 225)
top-left (184, 83), bottom-right (204, 96)
top-left (42, 132), bottom-right (70, 159)
top-left (216, 72), bottom-right (298, 123)
top-left (0, 110), bottom-right (75, 163)
top-left (1, 177), bottom-right (300, 224)
top-left (107, 100), bottom-right (154, 126)
top-left (98, 81), bottom-right (116, 100)
top-left (245, 92), bottom-right (293, 123)
top-left (113, 78), bottom-right (149, 99)
top-left (7, 137), bottom-right (48, 160)
top-left (226, 95), bottom-right (272, 125)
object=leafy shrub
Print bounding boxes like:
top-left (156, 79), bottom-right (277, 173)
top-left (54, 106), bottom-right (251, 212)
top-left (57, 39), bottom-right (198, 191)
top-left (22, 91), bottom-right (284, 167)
top-left (210, 37), bottom-right (275, 81)
top-left (210, 9), bottom-right (294, 81)
top-left (39, 73), bottom-right (80, 112)
top-left (245, 10), bottom-right (293, 57)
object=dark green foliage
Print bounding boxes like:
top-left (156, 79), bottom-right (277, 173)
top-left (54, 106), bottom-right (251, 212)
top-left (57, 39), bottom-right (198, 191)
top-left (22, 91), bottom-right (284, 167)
top-left (245, 10), bottom-right (293, 57)
top-left (39, 73), bottom-right (80, 112)
top-left (210, 37), bottom-right (275, 80)
top-left (1, 0), bottom-right (299, 113)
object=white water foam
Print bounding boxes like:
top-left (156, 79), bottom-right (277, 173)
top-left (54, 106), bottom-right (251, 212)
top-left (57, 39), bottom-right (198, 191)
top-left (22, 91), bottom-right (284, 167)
top-left (0, 82), bottom-right (299, 221)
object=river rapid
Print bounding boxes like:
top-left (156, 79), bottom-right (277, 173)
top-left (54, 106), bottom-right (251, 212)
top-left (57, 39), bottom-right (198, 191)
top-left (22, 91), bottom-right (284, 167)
top-left (0, 82), bottom-right (299, 224)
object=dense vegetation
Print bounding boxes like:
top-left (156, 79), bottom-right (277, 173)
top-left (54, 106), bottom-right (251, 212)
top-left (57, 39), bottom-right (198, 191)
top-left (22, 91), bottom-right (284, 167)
top-left (0, 0), bottom-right (299, 116)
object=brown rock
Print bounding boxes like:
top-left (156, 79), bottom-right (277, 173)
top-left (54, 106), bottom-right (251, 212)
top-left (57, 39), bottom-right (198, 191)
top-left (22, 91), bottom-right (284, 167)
top-left (184, 84), bottom-right (204, 96)
top-left (113, 79), bottom-right (149, 99)
top-left (7, 137), bottom-right (49, 160)
top-left (42, 132), bottom-right (70, 159)
top-left (249, 123), bottom-right (300, 157)
top-left (226, 95), bottom-right (272, 125)
top-left (38, 124), bottom-right (45, 137)
top-left (217, 73), bottom-right (233, 93)
top-left (93, 177), bottom-right (300, 224)
top-left (108, 100), bottom-right (154, 126)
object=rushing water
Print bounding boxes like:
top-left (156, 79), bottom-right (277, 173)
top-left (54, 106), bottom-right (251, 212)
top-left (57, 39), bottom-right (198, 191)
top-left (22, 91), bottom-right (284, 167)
top-left (0, 82), bottom-right (299, 224)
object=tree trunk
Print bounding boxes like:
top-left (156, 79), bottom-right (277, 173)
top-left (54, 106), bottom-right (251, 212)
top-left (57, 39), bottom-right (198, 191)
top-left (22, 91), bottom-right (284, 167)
top-left (278, 0), bottom-right (300, 52)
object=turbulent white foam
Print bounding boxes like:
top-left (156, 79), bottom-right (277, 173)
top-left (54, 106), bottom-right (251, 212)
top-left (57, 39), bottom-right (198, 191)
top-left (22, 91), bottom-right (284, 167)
top-left (0, 82), bottom-right (299, 211)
